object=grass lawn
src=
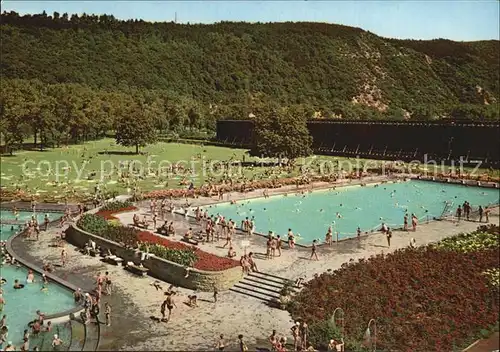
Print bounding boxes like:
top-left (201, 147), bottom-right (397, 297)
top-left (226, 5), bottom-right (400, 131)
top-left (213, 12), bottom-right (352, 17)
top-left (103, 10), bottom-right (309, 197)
top-left (0, 138), bottom-right (497, 201)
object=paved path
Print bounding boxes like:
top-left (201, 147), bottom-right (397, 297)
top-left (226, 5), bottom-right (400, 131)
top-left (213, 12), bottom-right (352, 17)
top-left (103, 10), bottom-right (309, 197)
top-left (464, 332), bottom-right (499, 352)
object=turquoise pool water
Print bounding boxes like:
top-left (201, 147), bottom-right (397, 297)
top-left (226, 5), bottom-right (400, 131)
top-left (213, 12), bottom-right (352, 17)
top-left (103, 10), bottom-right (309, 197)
top-left (204, 180), bottom-right (499, 244)
top-left (0, 211), bottom-right (76, 347)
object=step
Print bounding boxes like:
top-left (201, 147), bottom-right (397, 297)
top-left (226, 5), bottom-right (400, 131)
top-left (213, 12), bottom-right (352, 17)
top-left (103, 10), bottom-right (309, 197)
top-left (250, 270), bottom-right (293, 282)
top-left (233, 282), bottom-right (280, 299)
top-left (236, 280), bottom-right (282, 296)
top-left (248, 272), bottom-right (295, 286)
top-left (82, 320), bottom-right (101, 351)
top-left (229, 286), bottom-right (274, 302)
top-left (243, 276), bottom-right (286, 290)
top-left (68, 319), bottom-right (85, 351)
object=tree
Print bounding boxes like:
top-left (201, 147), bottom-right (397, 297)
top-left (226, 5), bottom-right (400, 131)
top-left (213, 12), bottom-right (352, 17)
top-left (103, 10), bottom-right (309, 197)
top-left (250, 105), bottom-right (313, 160)
top-left (115, 102), bottom-right (157, 154)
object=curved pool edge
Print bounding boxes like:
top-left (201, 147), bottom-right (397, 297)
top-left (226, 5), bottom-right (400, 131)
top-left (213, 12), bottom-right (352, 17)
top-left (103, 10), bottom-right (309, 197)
top-left (4, 227), bottom-right (85, 322)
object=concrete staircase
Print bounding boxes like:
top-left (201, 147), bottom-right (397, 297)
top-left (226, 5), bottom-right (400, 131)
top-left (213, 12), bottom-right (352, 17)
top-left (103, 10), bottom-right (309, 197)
top-left (82, 319), bottom-right (101, 351)
top-left (230, 271), bottom-right (299, 304)
top-left (68, 319), bottom-right (85, 351)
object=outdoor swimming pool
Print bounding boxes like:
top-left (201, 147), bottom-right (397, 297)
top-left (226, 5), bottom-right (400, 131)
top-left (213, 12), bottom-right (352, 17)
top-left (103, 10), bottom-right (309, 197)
top-left (0, 211), bottom-right (76, 347)
top-left (204, 180), bottom-right (499, 244)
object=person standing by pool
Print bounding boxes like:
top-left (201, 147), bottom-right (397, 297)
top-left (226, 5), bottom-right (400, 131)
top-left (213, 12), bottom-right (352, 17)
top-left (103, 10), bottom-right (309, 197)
top-left (104, 302), bottom-right (111, 326)
top-left (276, 235), bottom-right (282, 256)
top-left (357, 227), bottom-right (362, 240)
top-left (325, 227), bottom-right (333, 246)
top-left (288, 229), bottom-right (295, 249)
top-left (456, 205), bottom-right (462, 222)
top-left (164, 291), bottom-right (176, 321)
top-left (478, 205), bottom-right (484, 222)
top-left (403, 214), bottom-right (409, 231)
top-left (310, 240), bottom-right (319, 260)
top-left (484, 206), bottom-right (490, 223)
top-left (386, 228), bottom-right (392, 247)
top-left (61, 245), bottom-right (67, 266)
top-left (411, 214), bottom-right (418, 231)
top-left (43, 214), bottom-right (50, 231)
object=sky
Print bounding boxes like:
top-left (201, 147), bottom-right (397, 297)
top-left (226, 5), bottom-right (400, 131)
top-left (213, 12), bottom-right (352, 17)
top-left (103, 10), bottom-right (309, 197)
top-left (2, 1), bottom-right (499, 41)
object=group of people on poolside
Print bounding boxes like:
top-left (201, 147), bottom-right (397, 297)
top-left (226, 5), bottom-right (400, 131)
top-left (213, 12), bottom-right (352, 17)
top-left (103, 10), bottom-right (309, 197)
top-left (73, 272), bottom-right (112, 327)
top-left (455, 201), bottom-right (491, 223)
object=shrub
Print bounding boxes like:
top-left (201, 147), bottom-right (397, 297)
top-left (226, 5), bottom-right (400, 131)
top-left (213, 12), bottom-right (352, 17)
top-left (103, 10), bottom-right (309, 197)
top-left (100, 200), bottom-right (135, 212)
top-left (77, 214), bottom-right (108, 236)
top-left (308, 320), bottom-right (345, 351)
top-left (289, 243), bottom-right (499, 351)
top-left (483, 268), bottom-right (500, 289)
top-left (434, 230), bottom-right (499, 253)
top-left (103, 226), bottom-right (138, 247)
top-left (138, 242), bottom-right (197, 267)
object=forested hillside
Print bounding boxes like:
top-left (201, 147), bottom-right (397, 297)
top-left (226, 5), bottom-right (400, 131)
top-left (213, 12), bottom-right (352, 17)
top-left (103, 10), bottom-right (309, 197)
top-left (1, 11), bottom-right (499, 147)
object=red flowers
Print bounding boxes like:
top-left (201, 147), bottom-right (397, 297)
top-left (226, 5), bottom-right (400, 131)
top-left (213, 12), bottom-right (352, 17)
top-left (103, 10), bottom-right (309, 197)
top-left (137, 231), bottom-right (240, 271)
top-left (95, 206), bottom-right (138, 220)
top-left (290, 244), bottom-right (499, 351)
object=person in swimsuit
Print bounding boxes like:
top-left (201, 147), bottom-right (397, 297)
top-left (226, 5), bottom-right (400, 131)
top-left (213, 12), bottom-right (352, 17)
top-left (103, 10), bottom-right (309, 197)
top-left (288, 229), bottom-right (295, 249)
top-left (269, 329), bottom-right (278, 350)
top-left (216, 334), bottom-right (225, 351)
top-left (104, 302), bottom-right (111, 326)
top-left (276, 235), bottom-right (282, 256)
top-left (26, 270), bottom-right (35, 284)
top-left (51, 334), bottom-right (63, 351)
top-left (13, 279), bottom-right (25, 289)
top-left (164, 292), bottom-right (176, 321)
top-left (238, 334), bottom-right (248, 352)
top-left (386, 228), bottom-right (392, 247)
top-left (20, 337), bottom-right (29, 351)
top-left (310, 240), bottom-right (319, 260)
top-left (325, 227), bottom-right (333, 246)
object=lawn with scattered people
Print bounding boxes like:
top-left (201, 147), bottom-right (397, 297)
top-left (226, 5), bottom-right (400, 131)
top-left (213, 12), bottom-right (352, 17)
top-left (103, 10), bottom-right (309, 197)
top-left (1, 138), bottom-right (498, 202)
top-left (288, 225), bottom-right (500, 351)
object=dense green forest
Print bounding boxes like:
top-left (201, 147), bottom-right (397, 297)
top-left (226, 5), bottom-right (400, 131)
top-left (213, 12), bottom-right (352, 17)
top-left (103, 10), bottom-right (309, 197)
top-left (0, 11), bottom-right (499, 152)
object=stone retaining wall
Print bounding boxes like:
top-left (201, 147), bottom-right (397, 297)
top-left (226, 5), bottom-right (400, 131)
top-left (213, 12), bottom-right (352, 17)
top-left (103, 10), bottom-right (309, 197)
top-left (65, 225), bottom-right (243, 291)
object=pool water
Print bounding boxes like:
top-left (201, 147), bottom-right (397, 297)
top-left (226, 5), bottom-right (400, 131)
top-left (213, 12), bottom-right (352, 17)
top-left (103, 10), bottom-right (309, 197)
top-left (0, 210), bottom-right (58, 241)
top-left (0, 211), bottom-right (76, 347)
top-left (204, 180), bottom-right (499, 244)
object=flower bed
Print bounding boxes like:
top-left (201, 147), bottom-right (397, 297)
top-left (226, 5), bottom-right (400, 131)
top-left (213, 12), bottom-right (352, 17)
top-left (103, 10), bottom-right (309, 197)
top-left (77, 213), bottom-right (239, 271)
top-left (434, 225), bottom-right (499, 253)
top-left (96, 201), bottom-right (138, 220)
top-left (289, 226), bottom-right (500, 351)
top-left (137, 231), bottom-right (240, 271)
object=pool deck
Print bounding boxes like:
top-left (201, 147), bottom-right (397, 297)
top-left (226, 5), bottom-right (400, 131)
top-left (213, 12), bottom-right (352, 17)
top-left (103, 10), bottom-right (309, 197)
top-left (12, 197), bottom-right (499, 351)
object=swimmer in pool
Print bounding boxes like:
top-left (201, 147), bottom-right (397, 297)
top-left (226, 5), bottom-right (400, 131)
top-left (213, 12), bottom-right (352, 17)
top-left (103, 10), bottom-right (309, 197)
top-left (27, 270), bottom-right (35, 283)
top-left (13, 279), bottom-right (24, 289)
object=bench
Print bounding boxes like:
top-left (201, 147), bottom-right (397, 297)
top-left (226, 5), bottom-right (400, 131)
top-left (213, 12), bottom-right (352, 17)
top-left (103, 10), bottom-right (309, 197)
top-left (181, 237), bottom-right (199, 245)
top-left (125, 263), bottom-right (149, 277)
top-left (132, 222), bottom-right (149, 229)
top-left (105, 255), bottom-right (124, 265)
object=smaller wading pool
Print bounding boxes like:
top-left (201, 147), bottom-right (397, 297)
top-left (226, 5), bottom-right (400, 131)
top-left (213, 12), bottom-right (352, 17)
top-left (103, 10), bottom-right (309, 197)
top-left (0, 212), bottom-right (77, 348)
